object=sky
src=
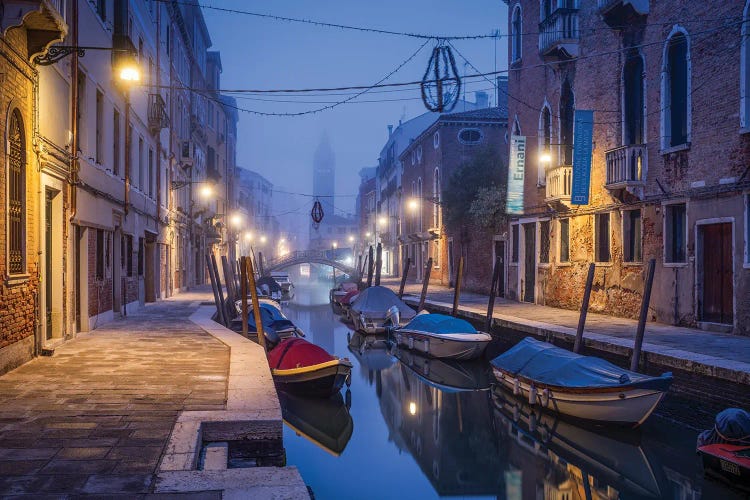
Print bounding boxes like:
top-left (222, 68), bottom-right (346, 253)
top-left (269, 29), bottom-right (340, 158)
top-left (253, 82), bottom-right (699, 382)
top-left (203, 0), bottom-right (508, 239)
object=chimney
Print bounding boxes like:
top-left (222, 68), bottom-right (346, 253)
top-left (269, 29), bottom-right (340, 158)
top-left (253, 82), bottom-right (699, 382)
top-left (475, 91), bottom-right (489, 108)
top-left (388, 125), bottom-right (393, 137)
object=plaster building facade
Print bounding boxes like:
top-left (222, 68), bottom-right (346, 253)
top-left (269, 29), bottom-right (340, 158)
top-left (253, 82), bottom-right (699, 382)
top-left (504, 0), bottom-right (750, 334)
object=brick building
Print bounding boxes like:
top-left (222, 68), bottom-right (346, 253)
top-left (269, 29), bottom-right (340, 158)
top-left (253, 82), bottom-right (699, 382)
top-left (503, 0), bottom-right (750, 334)
top-left (399, 107), bottom-right (508, 292)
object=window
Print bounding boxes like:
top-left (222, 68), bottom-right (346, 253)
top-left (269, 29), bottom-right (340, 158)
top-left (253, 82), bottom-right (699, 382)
top-left (511, 224), bottom-right (519, 263)
top-left (511, 4), bottom-right (522, 62)
top-left (539, 220), bottom-right (550, 263)
top-left (623, 209), bottom-right (642, 262)
top-left (433, 168), bottom-right (441, 229)
top-left (539, 103), bottom-right (552, 185)
top-left (95, 90), bottom-right (104, 164)
top-left (559, 218), bottom-right (570, 262)
top-left (595, 213), bottom-right (611, 262)
top-left (745, 194), bottom-right (749, 264)
top-left (126, 235), bottom-right (133, 277)
top-left (541, 0), bottom-right (553, 20)
top-left (76, 70), bottom-right (85, 152)
top-left (96, 229), bottom-right (104, 280)
top-left (560, 78), bottom-right (574, 164)
top-left (741, 2), bottom-right (750, 128)
top-left (662, 29), bottom-right (690, 148)
top-left (113, 109), bottom-right (120, 176)
top-left (7, 109), bottom-right (26, 275)
top-left (138, 237), bottom-right (144, 276)
top-left (417, 177), bottom-right (423, 232)
top-left (417, 145), bottom-right (423, 163)
top-left (458, 128), bottom-right (483, 144)
top-left (148, 148), bottom-right (154, 198)
top-left (138, 137), bottom-right (144, 191)
top-left (624, 51), bottom-right (645, 145)
top-left (96, 0), bottom-right (106, 21)
top-left (433, 131), bottom-right (440, 149)
top-left (665, 203), bottom-right (687, 263)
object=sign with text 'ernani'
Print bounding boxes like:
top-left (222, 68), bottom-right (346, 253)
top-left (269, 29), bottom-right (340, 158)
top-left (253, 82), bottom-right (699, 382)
top-left (506, 135), bottom-right (526, 215)
top-left (571, 110), bottom-right (594, 205)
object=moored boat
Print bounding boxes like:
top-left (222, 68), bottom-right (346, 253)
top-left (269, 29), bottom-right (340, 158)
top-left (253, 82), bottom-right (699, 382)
top-left (233, 298), bottom-right (305, 338)
top-left (350, 285), bottom-right (415, 334)
top-left (270, 271), bottom-right (295, 300)
top-left (697, 408), bottom-right (750, 491)
top-left (393, 313), bottom-right (492, 360)
top-left (490, 337), bottom-right (672, 427)
top-left (330, 282), bottom-right (358, 315)
top-left (268, 337), bottom-right (352, 398)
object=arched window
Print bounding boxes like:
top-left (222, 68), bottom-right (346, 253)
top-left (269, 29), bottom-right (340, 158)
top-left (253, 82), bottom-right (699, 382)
top-left (433, 132), bottom-right (440, 149)
top-left (512, 115), bottom-right (522, 136)
top-left (433, 168), bottom-right (441, 229)
top-left (511, 4), bottom-right (522, 63)
top-left (661, 27), bottom-right (691, 148)
top-left (559, 79), bottom-right (575, 165)
top-left (539, 102), bottom-right (552, 185)
top-left (7, 109), bottom-right (26, 275)
top-left (541, 0), bottom-right (553, 20)
top-left (741, 2), bottom-right (750, 128)
top-left (417, 177), bottom-right (423, 232)
top-left (624, 50), bottom-right (645, 145)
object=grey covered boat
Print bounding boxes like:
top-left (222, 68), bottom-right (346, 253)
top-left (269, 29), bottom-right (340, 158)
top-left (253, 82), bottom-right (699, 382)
top-left (350, 286), bottom-right (416, 334)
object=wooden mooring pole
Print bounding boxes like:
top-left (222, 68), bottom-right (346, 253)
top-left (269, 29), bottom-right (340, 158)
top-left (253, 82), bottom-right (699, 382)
top-left (631, 258), bottom-right (656, 372)
top-left (417, 257), bottom-right (433, 311)
top-left (452, 256), bottom-right (464, 317)
top-left (573, 263), bottom-right (596, 354)
top-left (240, 256), bottom-right (249, 338)
top-left (374, 243), bottom-right (383, 286)
top-left (485, 255), bottom-right (502, 332)
top-left (245, 255), bottom-right (266, 351)
top-left (366, 246), bottom-right (374, 288)
top-left (206, 254), bottom-right (226, 327)
top-left (398, 257), bottom-right (411, 298)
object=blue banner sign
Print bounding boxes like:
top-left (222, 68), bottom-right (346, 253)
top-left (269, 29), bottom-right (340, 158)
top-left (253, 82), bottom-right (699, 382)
top-left (506, 135), bottom-right (526, 215)
top-left (571, 110), bottom-right (594, 205)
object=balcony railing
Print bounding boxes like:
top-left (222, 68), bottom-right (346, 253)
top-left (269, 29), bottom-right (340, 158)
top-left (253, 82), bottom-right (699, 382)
top-left (545, 164), bottom-right (572, 202)
top-left (605, 144), bottom-right (646, 188)
top-left (538, 8), bottom-right (580, 58)
top-left (148, 94), bottom-right (169, 131)
top-left (598, 0), bottom-right (649, 27)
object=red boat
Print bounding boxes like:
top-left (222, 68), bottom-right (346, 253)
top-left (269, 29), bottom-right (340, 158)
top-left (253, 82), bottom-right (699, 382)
top-left (698, 444), bottom-right (750, 491)
top-left (267, 337), bottom-right (352, 398)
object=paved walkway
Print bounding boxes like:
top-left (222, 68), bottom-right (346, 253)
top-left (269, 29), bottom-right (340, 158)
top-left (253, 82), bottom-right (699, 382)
top-left (0, 288), bottom-right (306, 498)
top-left (382, 278), bottom-right (750, 386)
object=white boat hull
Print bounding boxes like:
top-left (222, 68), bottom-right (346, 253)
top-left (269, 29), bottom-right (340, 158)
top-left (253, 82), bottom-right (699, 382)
top-left (394, 329), bottom-right (491, 361)
top-left (493, 368), bottom-right (667, 426)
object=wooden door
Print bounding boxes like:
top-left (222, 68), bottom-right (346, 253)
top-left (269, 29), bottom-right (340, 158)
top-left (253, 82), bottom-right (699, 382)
top-left (701, 223), bottom-right (733, 324)
top-left (523, 224), bottom-right (536, 303)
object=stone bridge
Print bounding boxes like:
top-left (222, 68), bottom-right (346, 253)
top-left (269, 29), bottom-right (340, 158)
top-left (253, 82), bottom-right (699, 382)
top-left (265, 250), bottom-right (358, 276)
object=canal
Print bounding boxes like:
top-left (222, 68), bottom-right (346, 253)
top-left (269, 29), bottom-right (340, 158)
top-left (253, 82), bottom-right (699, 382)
top-left (277, 278), bottom-right (743, 500)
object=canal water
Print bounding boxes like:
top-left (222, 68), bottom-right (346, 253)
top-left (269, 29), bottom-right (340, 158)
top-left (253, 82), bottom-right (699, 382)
top-left (278, 278), bottom-right (743, 500)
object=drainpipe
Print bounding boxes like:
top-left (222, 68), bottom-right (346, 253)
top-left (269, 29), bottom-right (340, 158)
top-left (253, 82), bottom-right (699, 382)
top-left (155, 4), bottom-right (162, 225)
top-left (124, 92), bottom-right (130, 215)
top-left (70, 0), bottom-right (79, 220)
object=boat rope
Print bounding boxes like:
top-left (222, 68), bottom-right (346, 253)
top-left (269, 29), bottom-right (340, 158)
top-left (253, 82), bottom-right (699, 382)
top-left (713, 426), bottom-right (750, 445)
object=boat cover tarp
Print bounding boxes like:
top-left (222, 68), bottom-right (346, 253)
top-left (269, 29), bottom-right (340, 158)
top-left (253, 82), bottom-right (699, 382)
top-left (402, 314), bottom-right (477, 334)
top-left (268, 338), bottom-right (335, 370)
top-left (257, 276), bottom-right (282, 292)
top-left (350, 286), bottom-right (416, 318)
top-left (698, 408), bottom-right (750, 447)
top-left (491, 337), bottom-right (656, 388)
top-left (340, 290), bottom-right (359, 305)
top-left (247, 305), bottom-right (295, 332)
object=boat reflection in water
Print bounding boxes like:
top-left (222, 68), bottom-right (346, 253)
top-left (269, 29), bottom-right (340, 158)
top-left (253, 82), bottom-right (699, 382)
top-left (491, 384), bottom-right (663, 499)
top-left (393, 347), bottom-right (492, 393)
top-left (379, 352), bottom-right (505, 496)
top-left (278, 390), bottom-right (354, 457)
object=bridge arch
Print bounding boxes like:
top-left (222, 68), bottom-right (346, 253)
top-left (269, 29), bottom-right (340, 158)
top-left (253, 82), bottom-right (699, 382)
top-left (265, 250), bottom-right (358, 276)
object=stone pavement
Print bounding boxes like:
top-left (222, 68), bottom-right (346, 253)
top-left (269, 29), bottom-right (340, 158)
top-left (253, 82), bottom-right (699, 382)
top-left (0, 287), bottom-right (307, 498)
top-left (381, 278), bottom-right (750, 387)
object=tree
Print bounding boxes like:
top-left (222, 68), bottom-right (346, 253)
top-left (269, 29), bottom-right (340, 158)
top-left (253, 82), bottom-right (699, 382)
top-left (442, 147), bottom-right (505, 232)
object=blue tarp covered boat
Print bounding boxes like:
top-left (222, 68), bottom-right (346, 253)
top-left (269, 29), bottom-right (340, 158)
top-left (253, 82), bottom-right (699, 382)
top-left (394, 313), bottom-right (492, 360)
top-left (490, 337), bottom-right (672, 426)
top-left (350, 286), bottom-right (416, 334)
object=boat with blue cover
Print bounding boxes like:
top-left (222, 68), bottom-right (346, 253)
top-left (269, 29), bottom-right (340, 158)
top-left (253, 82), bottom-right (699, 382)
top-left (393, 313), bottom-right (492, 360)
top-left (490, 337), bottom-right (672, 427)
top-left (233, 298), bottom-right (305, 339)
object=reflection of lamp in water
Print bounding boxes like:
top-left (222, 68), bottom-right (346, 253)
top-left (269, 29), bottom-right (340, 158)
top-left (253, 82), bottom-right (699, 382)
top-left (409, 401), bottom-right (417, 415)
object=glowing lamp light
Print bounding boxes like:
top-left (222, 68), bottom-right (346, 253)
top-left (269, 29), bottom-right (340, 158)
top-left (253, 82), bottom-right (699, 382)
top-left (260, 235), bottom-right (267, 244)
top-left (365, 232), bottom-right (372, 238)
top-left (348, 235), bottom-right (355, 243)
top-left (344, 256), bottom-right (353, 265)
top-left (378, 216), bottom-right (387, 227)
top-left (408, 199), bottom-right (419, 211)
top-left (229, 213), bottom-right (243, 228)
top-left (199, 185), bottom-right (213, 199)
top-left (409, 402), bottom-right (417, 416)
top-left (244, 232), bottom-right (253, 242)
top-left (119, 66), bottom-right (140, 82)
top-left (539, 152), bottom-right (552, 164)
top-left (332, 242), bottom-right (338, 249)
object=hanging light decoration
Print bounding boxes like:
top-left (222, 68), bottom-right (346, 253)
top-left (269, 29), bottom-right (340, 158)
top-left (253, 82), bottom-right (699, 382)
top-left (421, 41), bottom-right (461, 113)
top-left (311, 198), bottom-right (324, 229)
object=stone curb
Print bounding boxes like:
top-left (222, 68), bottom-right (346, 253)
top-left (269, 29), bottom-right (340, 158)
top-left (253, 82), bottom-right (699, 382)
top-left (155, 306), bottom-right (308, 498)
top-left (403, 296), bottom-right (750, 386)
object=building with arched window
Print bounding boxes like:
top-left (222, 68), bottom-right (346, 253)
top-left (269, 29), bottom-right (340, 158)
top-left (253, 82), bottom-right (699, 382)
top-left (503, 0), bottom-right (750, 334)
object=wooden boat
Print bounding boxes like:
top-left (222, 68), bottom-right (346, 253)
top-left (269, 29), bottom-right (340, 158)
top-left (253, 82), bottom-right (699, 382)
top-left (492, 385), bottom-right (663, 498)
top-left (270, 271), bottom-right (295, 300)
top-left (268, 337), bottom-right (352, 398)
top-left (330, 282), bottom-right (358, 315)
top-left (350, 286), bottom-right (415, 334)
top-left (233, 298), bottom-right (304, 338)
top-left (490, 337), bottom-right (672, 427)
top-left (393, 313), bottom-right (492, 360)
top-left (698, 444), bottom-right (750, 491)
top-left (279, 391), bottom-right (353, 456)
top-left (393, 347), bottom-right (492, 392)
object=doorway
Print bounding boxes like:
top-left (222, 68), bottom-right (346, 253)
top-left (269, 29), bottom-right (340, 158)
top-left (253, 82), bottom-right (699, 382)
top-left (494, 239), bottom-right (506, 298)
top-left (522, 223), bottom-right (536, 303)
top-left (145, 232), bottom-right (156, 302)
top-left (44, 188), bottom-right (63, 341)
top-left (113, 228), bottom-right (122, 313)
top-left (698, 222), bottom-right (733, 324)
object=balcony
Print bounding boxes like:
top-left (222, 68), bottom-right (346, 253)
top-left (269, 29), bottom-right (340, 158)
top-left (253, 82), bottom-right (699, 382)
top-left (598, 0), bottom-right (649, 28)
top-left (545, 164), bottom-right (572, 203)
top-left (2, 1), bottom-right (68, 63)
top-left (538, 8), bottom-right (579, 59)
top-left (148, 94), bottom-right (169, 132)
top-left (605, 144), bottom-right (646, 195)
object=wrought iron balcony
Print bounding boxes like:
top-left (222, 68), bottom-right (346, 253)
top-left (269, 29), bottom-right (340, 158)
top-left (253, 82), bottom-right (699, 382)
top-left (148, 94), bottom-right (169, 132)
top-left (2, 1), bottom-right (68, 64)
top-left (605, 144), bottom-right (646, 189)
top-left (598, 0), bottom-right (649, 27)
top-left (538, 8), bottom-right (579, 59)
top-left (545, 164), bottom-right (572, 203)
